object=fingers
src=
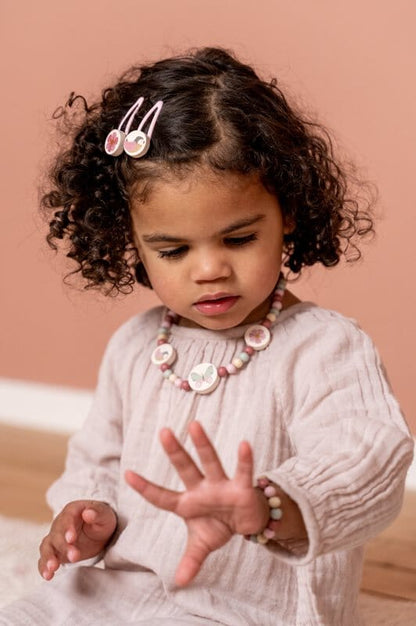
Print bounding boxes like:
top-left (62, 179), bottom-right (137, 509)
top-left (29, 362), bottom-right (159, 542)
top-left (64, 509), bottom-right (83, 546)
top-left (174, 536), bottom-right (210, 587)
top-left (125, 470), bottom-right (180, 513)
top-left (234, 440), bottom-right (254, 488)
top-left (188, 421), bottom-right (226, 481)
top-left (80, 502), bottom-right (117, 541)
top-left (128, 422), bottom-right (241, 499)
top-left (160, 423), bottom-right (227, 485)
top-left (38, 501), bottom-right (117, 580)
top-left (38, 536), bottom-right (61, 580)
top-left (159, 428), bottom-right (204, 489)
top-left (38, 509), bottom-right (79, 580)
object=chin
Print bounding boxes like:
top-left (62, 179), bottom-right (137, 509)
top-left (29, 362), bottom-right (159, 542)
top-left (194, 313), bottom-right (249, 331)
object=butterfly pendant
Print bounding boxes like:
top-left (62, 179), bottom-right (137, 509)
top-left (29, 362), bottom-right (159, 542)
top-left (188, 362), bottom-right (219, 394)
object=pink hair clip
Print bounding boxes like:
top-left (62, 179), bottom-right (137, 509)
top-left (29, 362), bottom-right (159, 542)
top-left (104, 97), bottom-right (144, 156)
top-left (123, 100), bottom-right (164, 158)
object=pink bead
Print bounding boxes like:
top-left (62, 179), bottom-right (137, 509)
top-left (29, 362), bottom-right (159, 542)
top-left (160, 363), bottom-right (169, 372)
top-left (264, 485), bottom-right (277, 497)
top-left (263, 527), bottom-right (276, 539)
top-left (257, 477), bottom-right (269, 489)
top-left (226, 364), bottom-right (237, 374)
top-left (157, 339), bottom-right (167, 346)
top-left (244, 346), bottom-right (255, 356)
top-left (181, 380), bottom-right (191, 391)
top-left (161, 320), bottom-right (171, 328)
top-left (262, 319), bottom-right (272, 329)
top-left (218, 366), bottom-right (229, 377)
top-left (174, 378), bottom-right (182, 388)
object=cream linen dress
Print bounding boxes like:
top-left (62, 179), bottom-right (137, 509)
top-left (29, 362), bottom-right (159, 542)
top-left (0, 303), bottom-right (413, 625)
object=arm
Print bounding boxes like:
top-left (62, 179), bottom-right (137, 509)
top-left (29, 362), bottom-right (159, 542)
top-left (47, 329), bottom-right (125, 515)
top-left (263, 317), bottom-right (414, 563)
top-left (41, 323), bottom-right (128, 578)
top-left (125, 317), bottom-right (413, 583)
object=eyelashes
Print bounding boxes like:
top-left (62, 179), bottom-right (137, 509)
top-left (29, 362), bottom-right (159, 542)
top-left (157, 233), bottom-right (258, 260)
top-left (226, 233), bottom-right (258, 246)
top-left (158, 245), bottom-right (188, 259)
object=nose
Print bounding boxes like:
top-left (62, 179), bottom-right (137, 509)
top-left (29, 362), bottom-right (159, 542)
top-left (190, 248), bottom-right (232, 283)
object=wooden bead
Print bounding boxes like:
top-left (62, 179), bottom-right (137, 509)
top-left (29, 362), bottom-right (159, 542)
top-left (268, 496), bottom-right (282, 508)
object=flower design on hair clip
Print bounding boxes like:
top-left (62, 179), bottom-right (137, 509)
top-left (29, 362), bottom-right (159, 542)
top-left (105, 131), bottom-right (122, 154)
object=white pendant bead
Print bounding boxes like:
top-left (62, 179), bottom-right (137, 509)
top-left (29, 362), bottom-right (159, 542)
top-left (188, 362), bottom-right (219, 394)
top-left (151, 343), bottom-right (177, 366)
top-left (104, 129), bottom-right (126, 156)
top-left (124, 130), bottom-right (150, 158)
top-left (244, 324), bottom-right (271, 351)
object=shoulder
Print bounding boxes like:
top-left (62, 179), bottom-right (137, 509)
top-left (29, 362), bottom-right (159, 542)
top-left (274, 302), bottom-right (378, 366)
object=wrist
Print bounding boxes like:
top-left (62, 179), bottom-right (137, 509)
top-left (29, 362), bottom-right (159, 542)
top-left (245, 477), bottom-right (284, 545)
top-left (253, 486), bottom-right (270, 534)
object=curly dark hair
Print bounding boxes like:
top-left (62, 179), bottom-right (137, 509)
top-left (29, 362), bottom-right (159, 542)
top-left (41, 47), bottom-right (374, 295)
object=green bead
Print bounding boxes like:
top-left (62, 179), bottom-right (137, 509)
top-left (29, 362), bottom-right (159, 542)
top-left (270, 507), bottom-right (283, 520)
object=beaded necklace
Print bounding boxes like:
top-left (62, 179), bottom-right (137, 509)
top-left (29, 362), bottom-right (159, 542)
top-left (150, 274), bottom-right (286, 394)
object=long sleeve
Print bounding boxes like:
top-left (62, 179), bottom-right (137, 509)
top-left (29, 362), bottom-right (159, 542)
top-left (265, 311), bottom-right (414, 563)
top-left (46, 329), bottom-right (125, 515)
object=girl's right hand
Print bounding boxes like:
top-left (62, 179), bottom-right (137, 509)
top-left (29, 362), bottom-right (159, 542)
top-left (38, 500), bottom-right (117, 581)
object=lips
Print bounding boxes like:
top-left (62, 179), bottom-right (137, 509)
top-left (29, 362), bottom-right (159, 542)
top-left (193, 294), bottom-right (240, 315)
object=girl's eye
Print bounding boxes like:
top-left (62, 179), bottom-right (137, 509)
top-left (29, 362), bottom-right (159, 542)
top-left (157, 245), bottom-right (188, 260)
top-left (225, 233), bottom-right (258, 246)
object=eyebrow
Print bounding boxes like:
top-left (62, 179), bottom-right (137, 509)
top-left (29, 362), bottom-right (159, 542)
top-left (142, 214), bottom-right (266, 244)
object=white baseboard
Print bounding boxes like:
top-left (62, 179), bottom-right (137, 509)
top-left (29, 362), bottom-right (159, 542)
top-left (1, 377), bottom-right (415, 490)
top-left (0, 378), bottom-right (92, 434)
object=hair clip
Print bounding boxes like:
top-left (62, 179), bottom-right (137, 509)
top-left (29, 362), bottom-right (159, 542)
top-left (123, 101), bottom-right (163, 158)
top-left (104, 96), bottom-right (144, 156)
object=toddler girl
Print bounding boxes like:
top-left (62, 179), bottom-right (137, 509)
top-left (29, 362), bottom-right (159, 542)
top-left (1, 47), bottom-right (413, 626)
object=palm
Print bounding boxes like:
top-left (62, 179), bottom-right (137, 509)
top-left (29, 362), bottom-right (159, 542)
top-left (125, 421), bottom-right (267, 586)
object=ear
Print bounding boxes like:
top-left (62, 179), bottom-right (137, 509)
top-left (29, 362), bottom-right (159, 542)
top-left (283, 216), bottom-right (295, 235)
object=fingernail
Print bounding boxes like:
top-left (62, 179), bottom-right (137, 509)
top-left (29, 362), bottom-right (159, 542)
top-left (67, 548), bottom-right (77, 563)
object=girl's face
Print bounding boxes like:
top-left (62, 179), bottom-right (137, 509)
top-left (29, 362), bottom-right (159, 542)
top-left (131, 170), bottom-right (289, 330)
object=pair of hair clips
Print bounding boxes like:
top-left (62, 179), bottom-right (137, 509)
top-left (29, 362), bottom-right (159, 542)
top-left (104, 97), bottom-right (163, 158)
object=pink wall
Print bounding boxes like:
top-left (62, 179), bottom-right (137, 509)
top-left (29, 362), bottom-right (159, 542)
top-left (1, 1), bottom-right (415, 432)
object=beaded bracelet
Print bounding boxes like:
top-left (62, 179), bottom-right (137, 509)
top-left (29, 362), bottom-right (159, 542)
top-left (245, 476), bottom-right (283, 545)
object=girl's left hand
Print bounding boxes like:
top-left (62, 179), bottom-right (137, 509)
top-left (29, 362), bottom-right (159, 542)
top-left (125, 421), bottom-right (270, 587)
